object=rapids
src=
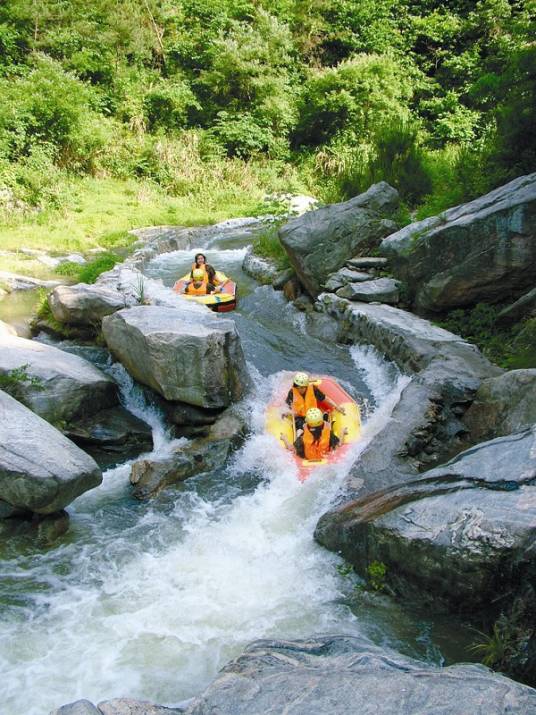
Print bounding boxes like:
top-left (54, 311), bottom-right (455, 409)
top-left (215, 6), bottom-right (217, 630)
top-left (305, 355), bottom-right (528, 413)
top-left (0, 225), bottom-right (473, 714)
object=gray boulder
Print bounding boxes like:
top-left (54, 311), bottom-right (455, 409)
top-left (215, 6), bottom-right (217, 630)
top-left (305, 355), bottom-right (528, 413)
top-left (271, 267), bottom-right (296, 290)
top-left (98, 698), bottom-right (185, 714)
top-left (279, 182), bottom-right (399, 296)
top-left (0, 332), bottom-right (117, 425)
top-left (49, 700), bottom-right (100, 715)
top-left (324, 267), bottom-right (372, 292)
top-left (49, 284), bottom-right (126, 326)
top-left (241, 248), bottom-right (278, 284)
top-left (130, 408), bottom-right (245, 498)
top-left (102, 306), bottom-right (249, 409)
top-left (381, 172), bottom-right (536, 312)
top-left (65, 406), bottom-right (153, 469)
top-left (346, 256), bottom-right (389, 269)
top-left (464, 369), bottom-right (536, 442)
top-left (185, 635), bottom-right (536, 715)
top-left (336, 277), bottom-right (400, 303)
top-left (316, 428), bottom-right (536, 612)
top-left (0, 390), bottom-right (102, 514)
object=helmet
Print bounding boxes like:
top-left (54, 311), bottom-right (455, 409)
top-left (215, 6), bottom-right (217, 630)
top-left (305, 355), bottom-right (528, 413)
top-left (305, 407), bottom-right (324, 427)
top-left (293, 372), bottom-right (309, 387)
top-left (192, 268), bottom-right (205, 281)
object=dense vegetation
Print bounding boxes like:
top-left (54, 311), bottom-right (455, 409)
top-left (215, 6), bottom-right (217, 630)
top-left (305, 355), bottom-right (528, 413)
top-left (0, 0), bottom-right (535, 251)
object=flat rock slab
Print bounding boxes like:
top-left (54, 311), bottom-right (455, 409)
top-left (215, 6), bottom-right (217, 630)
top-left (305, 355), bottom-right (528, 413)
top-left (0, 270), bottom-right (61, 290)
top-left (336, 277), bottom-right (400, 303)
top-left (102, 306), bottom-right (249, 408)
top-left (381, 172), bottom-right (536, 311)
top-left (0, 390), bottom-right (101, 514)
top-left (324, 267), bottom-right (372, 291)
top-left (49, 284), bottom-right (126, 326)
top-left (0, 333), bottom-right (117, 424)
top-left (346, 256), bottom-right (389, 269)
top-left (279, 182), bottom-right (399, 296)
top-left (185, 635), bottom-right (536, 715)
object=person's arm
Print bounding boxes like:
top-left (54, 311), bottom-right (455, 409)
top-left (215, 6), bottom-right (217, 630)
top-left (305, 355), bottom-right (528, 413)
top-left (294, 435), bottom-right (305, 458)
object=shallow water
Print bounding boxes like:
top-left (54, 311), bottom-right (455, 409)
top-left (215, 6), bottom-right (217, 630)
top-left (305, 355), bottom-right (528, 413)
top-left (0, 226), bottom-right (475, 714)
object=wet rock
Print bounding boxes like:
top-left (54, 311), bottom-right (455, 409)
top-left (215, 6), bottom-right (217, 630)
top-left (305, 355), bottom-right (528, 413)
top-left (0, 332), bottom-right (118, 425)
top-left (279, 182), bottom-right (399, 297)
top-left (464, 369), bottom-right (536, 443)
top-left (98, 698), bottom-right (186, 714)
top-left (381, 172), bottom-right (536, 312)
top-left (496, 286), bottom-right (536, 326)
top-left (49, 700), bottom-right (101, 715)
top-left (271, 268), bottom-right (295, 291)
top-left (346, 256), bottom-right (389, 270)
top-left (282, 276), bottom-right (300, 301)
top-left (0, 510), bottom-right (69, 546)
top-left (316, 428), bottom-right (536, 614)
top-left (336, 277), bottom-right (400, 303)
top-left (0, 270), bottom-right (61, 291)
top-left (323, 267), bottom-right (372, 292)
top-left (185, 635), bottom-right (536, 715)
top-left (160, 399), bottom-right (222, 427)
top-left (293, 294), bottom-right (314, 312)
top-left (66, 406), bottom-right (153, 469)
top-left (241, 247), bottom-right (278, 284)
top-left (102, 306), bottom-right (249, 409)
top-left (130, 408), bottom-right (246, 498)
top-left (49, 284), bottom-right (126, 326)
top-left (0, 390), bottom-right (101, 514)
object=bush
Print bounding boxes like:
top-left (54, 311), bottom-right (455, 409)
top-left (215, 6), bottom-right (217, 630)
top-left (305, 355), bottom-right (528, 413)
top-left (143, 80), bottom-right (201, 132)
top-left (210, 112), bottom-right (277, 159)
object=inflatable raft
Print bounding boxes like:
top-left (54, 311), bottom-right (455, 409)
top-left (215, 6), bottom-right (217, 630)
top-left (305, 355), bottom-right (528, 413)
top-left (173, 271), bottom-right (237, 312)
top-left (265, 376), bottom-right (361, 481)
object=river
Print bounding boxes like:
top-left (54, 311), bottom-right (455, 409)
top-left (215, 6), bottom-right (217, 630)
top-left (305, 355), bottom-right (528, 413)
top-left (0, 222), bottom-right (474, 714)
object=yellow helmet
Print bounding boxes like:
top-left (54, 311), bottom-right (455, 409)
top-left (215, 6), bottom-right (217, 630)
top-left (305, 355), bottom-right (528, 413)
top-left (305, 407), bottom-right (324, 427)
top-left (293, 372), bottom-right (309, 387)
top-left (192, 268), bottom-right (205, 281)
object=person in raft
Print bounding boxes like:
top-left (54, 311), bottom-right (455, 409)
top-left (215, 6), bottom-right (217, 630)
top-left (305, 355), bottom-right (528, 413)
top-left (280, 407), bottom-right (348, 460)
top-left (284, 372), bottom-right (345, 431)
top-left (186, 252), bottom-right (224, 293)
top-left (183, 267), bottom-right (213, 295)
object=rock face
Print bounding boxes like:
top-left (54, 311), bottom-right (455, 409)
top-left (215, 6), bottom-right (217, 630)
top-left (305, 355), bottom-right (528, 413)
top-left (279, 182), bottom-right (399, 296)
top-left (497, 286), bottom-right (536, 326)
top-left (381, 172), bottom-right (536, 312)
top-left (336, 277), bottom-right (400, 303)
top-left (324, 267), bottom-right (372, 292)
top-left (66, 406), bottom-right (153, 469)
top-left (316, 428), bottom-right (536, 613)
top-left (0, 390), bottom-right (102, 514)
top-left (0, 333), bottom-right (118, 425)
top-left (102, 306), bottom-right (249, 409)
top-left (130, 408), bottom-right (245, 498)
top-left (50, 699), bottom-right (185, 715)
top-left (464, 369), bottom-right (536, 443)
top-left (185, 635), bottom-right (536, 715)
top-left (49, 284), bottom-right (126, 326)
top-left (241, 248), bottom-right (278, 284)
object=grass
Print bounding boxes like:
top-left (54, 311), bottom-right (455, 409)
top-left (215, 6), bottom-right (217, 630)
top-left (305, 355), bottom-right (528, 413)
top-left (251, 222), bottom-right (291, 270)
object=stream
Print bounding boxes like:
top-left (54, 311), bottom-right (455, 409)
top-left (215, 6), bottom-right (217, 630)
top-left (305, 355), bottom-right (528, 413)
top-left (0, 223), bottom-right (475, 714)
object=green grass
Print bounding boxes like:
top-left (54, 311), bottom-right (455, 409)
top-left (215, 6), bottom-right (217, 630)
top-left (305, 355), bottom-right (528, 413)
top-left (251, 222), bottom-right (291, 270)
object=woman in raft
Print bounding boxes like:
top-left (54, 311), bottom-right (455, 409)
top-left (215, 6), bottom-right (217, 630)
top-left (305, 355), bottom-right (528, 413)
top-left (284, 372), bottom-right (345, 431)
top-left (280, 407), bottom-right (348, 461)
top-left (183, 253), bottom-right (224, 295)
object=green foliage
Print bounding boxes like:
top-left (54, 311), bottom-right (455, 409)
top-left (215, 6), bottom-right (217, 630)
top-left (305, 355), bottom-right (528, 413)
top-left (252, 222), bottom-right (290, 270)
top-left (0, 364), bottom-right (43, 400)
top-left (77, 254), bottom-right (120, 283)
top-left (336, 562), bottom-right (354, 577)
top-left (366, 561), bottom-right (387, 592)
top-left (470, 615), bottom-right (519, 668)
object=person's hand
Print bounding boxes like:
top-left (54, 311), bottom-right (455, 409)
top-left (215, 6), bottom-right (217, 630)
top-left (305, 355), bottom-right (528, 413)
top-left (216, 285), bottom-right (223, 293)
top-left (296, 428), bottom-right (304, 437)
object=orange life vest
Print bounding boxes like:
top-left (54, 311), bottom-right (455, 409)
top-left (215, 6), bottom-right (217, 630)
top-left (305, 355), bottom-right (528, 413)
top-left (186, 278), bottom-right (208, 295)
top-left (191, 263), bottom-right (208, 280)
top-left (303, 423), bottom-right (331, 461)
top-left (292, 384), bottom-right (317, 417)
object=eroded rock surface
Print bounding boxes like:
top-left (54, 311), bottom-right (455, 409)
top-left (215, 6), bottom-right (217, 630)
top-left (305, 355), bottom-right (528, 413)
top-left (184, 635), bottom-right (536, 715)
top-left (0, 390), bottom-right (102, 514)
top-left (102, 306), bottom-right (249, 409)
top-left (279, 182), bottom-right (399, 296)
top-left (381, 172), bottom-right (536, 312)
top-left (49, 284), bottom-right (126, 326)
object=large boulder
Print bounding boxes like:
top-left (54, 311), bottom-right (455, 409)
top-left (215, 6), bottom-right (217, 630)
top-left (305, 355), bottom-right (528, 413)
top-left (185, 635), bottom-right (536, 715)
top-left (279, 182), bottom-right (399, 297)
top-left (496, 286), bottom-right (536, 326)
top-left (49, 284), bottom-right (126, 326)
top-left (0, 332), bottom-right (118, 425)
top-left (241, 247), bottom-right (278, 284)
top-left (0, 390), bottom-right (102, 514)
top-left (336, 277), bottom-right (400, 303)
top-left (316, 427), bottom-right (536, 613)
top-left (102, 306), bottom-right (249, 409)
top-left (464, 369), bottom-right (536, 443)
top-left (381, 172), bottom-right (536, 312)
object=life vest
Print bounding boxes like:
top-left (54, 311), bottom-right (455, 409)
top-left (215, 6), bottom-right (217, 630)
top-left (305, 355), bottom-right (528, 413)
top-left (191, 263), bottom-right (208, 280)
top-left (303, 423), bottom-right (331, 461)
top-left (186, 278), bottom-right (208, 295)
top-left (292, 384), bottom-right (317, 417)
